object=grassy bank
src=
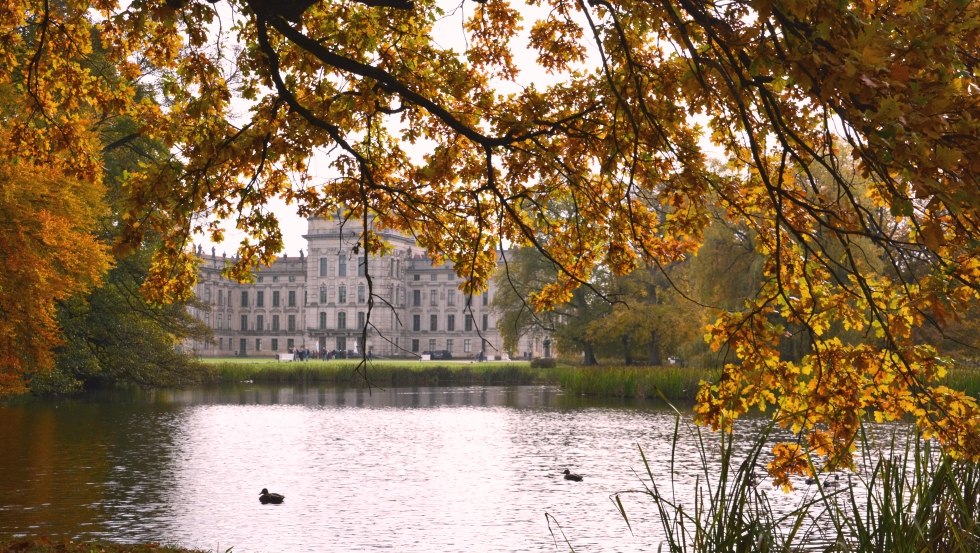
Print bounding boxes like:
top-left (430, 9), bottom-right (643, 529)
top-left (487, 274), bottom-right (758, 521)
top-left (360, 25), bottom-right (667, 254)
top-left (200, 358), bottom-right (721, 403)
top-left (201, 357), bottom-right (547, 387)
top-left (199, 357), bottom-right (980, 405)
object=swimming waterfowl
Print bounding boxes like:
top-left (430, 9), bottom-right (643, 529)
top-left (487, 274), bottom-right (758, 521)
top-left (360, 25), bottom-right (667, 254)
top-left (805, 474), bottom-right (840, 487)
top-left (563, 469), bottom-right (583, 482)
top-left (259, 488), bottom-right (285, 504)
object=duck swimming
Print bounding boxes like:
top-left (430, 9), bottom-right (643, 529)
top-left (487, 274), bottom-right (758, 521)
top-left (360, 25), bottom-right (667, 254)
top-left (259, 488), bottom-right (285, 504)
top-left (563, 469), bottom-right (583, 482)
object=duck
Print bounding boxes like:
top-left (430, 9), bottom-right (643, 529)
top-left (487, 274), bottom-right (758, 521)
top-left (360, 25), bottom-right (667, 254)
top-left (805, 474), bottom-right (841, 487)
top-left (259, 488), bottom-right (285, 504)
top-left (563, 469), bottom-right (583, 482)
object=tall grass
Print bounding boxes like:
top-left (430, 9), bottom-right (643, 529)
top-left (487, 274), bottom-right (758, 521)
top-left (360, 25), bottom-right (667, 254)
top-left (203, 359), bottom-right (544, 387)
top-left (614, 414), bottom-right (980, 552)
top-left (554, 365), bottom-right (719, 403)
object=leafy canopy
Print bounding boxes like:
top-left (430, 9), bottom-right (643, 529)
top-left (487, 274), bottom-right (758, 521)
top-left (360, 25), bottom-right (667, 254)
top-left (2, 0), bottom-right (978, 484)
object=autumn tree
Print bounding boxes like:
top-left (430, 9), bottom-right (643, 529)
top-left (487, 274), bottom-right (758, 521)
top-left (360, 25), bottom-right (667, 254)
top-left (0, 160), bottom-right (112, 395)
top-left (3, 0), bottom-right (978, 482)
top-left (493, 247), bottom-right (611, 364)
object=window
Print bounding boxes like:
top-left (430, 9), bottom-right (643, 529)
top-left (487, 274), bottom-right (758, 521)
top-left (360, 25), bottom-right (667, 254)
top-left (256, 291), bottom-right (264, 307)
top-left (482, 292), bottom-right (489, 306)
top-left (357, 259), bottom-right (366, 277)
top-left (338, 255), bottom-right (347, 277)
top-left (412, 314), bottom-right (421, 332)
top-left (219, 337), bottom-right (223, 350)
top-left (428, 338), bottom-right (436, 351)
top-left (338, 311), bottom-right (347, 329)
top-left (288, 314), bottom-right (296, 332)
top-left (447, 290), bottom-right (456, 306)
top-left (357, 284), bottom-right (365, 303)
top-left (482, 314), bottom-right (489, 331)
top-left (272, 339), bottom-right (279, 351)
top-left (464, 339), bottom-right (472, 353)
top-left (319, 257), bottom-right (328, 277)
top-left (289, 275), bottom-right (296, 282)
top-left (447, 314), bottom-right (455, 331)
top-left (287, 338), bottom-right (295, 350)
top-left (411, 339), bottom-right (419, 352)
top-left (338, 285), bottom-right (347, 303)
top-left (272, 276), bottom-right (278, 282)
top-left (272, 291), bottom-right (280, 307)
top-left (319, 286), bottom-right (327, 303)
top-left (218, 289), bottom-right (224, 306)
top-left (240, 291), bottom-right (249, 307)
top-left (336, 336), bottom-right (347, 351)
top-left (430, 289), bottom-right (437, 306)
top-left (446, 339), bottom-right (453, 353)
top-left (319, 312), bottom-right (326, 329)
top-left (256, 315), bottom-right (264, 331)
top-left (465, 315), bottom-right (473, 331)
top-left (357, 311), bottom-right (365, 329)
top-left (430, 314), bottom-right (438, 331)
top-left (257, 276), bottom-right (263, 283)
top-left (241, 315), bottom-right (248, 331)
top-left (413, 274), bottom-right (420, 281)
top-left (288, 290), bottom-right (296, 307)
top-left (430, 274), bottom-right (437, 281)
top-left (255, 338), bottom-right (262, 351)
top-left (272, 315), bottom-right (280, 331)
top-left (413, 290), bottom-right (421, 306)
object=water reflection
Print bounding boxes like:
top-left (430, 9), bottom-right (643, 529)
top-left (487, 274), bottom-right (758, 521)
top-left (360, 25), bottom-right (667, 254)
top-left (0, 385), bottom-right (910, 552)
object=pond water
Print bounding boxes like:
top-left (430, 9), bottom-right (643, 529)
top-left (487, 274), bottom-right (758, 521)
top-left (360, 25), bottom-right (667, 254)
top-left (0, 385), bottom-right (888, 552)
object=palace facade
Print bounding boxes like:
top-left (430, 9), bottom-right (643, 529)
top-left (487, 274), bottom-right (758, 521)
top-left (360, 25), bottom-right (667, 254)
top-left (186, 217), bottom-right (549, 359)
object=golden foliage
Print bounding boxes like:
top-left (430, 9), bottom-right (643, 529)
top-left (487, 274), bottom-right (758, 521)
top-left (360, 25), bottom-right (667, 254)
top-left (0, 161), bottom-right (111, 395)
top-left (0, 0), bottom-right (977, 474)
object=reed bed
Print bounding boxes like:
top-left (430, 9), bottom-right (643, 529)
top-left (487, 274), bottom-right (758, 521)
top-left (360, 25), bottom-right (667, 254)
top-left (553, 365), bottom-right (720, 402)
top-left (202, 358), bottom-right (722, 403)
top-left (201, 358), bottom-right (980, 407)
top-left (615, 414), bottom-right (980, 552)
top-left (203, 358), bottom-right (545, 387)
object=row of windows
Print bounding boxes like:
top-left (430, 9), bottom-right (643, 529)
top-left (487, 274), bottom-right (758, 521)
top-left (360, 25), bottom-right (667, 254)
top-left (218, 337), bottom-right (295, 352)
top-left (236, 314), bottom-right (298, 332)
top-left (319, 256), bottom-right (369, 278)
top-left (409, 338), bottom-right (474, 353)
top-left (231, 312), bottom-right (492, 333)
top-left (210, 280), bottom-right (486, 310)
top-left (216, 336), bottom-right (479, 355)
top-left (410, 289), bottom-right (489, 307)
top-left (411, 313), bottom-right (489, 332)
top-left (215, 289), bottom-right (298, 308)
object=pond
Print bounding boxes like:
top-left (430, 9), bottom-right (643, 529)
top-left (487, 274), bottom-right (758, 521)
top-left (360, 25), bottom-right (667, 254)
top-left (0, 385), bottom-right (881, 552)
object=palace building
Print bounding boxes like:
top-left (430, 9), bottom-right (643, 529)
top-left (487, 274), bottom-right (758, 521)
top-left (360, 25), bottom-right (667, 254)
top-left (186, 217), bottom-right (550, 359)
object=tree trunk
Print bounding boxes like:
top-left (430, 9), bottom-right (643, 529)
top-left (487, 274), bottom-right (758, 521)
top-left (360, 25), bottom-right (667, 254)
top-left (646, 332), bottom-right (661, 365)
top-left (623, 336), bottom-right (633, 365)
top-left (582, 342), bottom-right (598, 365)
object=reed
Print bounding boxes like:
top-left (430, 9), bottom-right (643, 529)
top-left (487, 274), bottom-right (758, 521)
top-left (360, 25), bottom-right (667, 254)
top-left (942, 365), bottom-right (980, 399)
top-left (203, 358), bottom-right (545, 387)
top-left (615, 413), bottom-right (980, 552)
top-left (553, 365), bottom-right (719, 402)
